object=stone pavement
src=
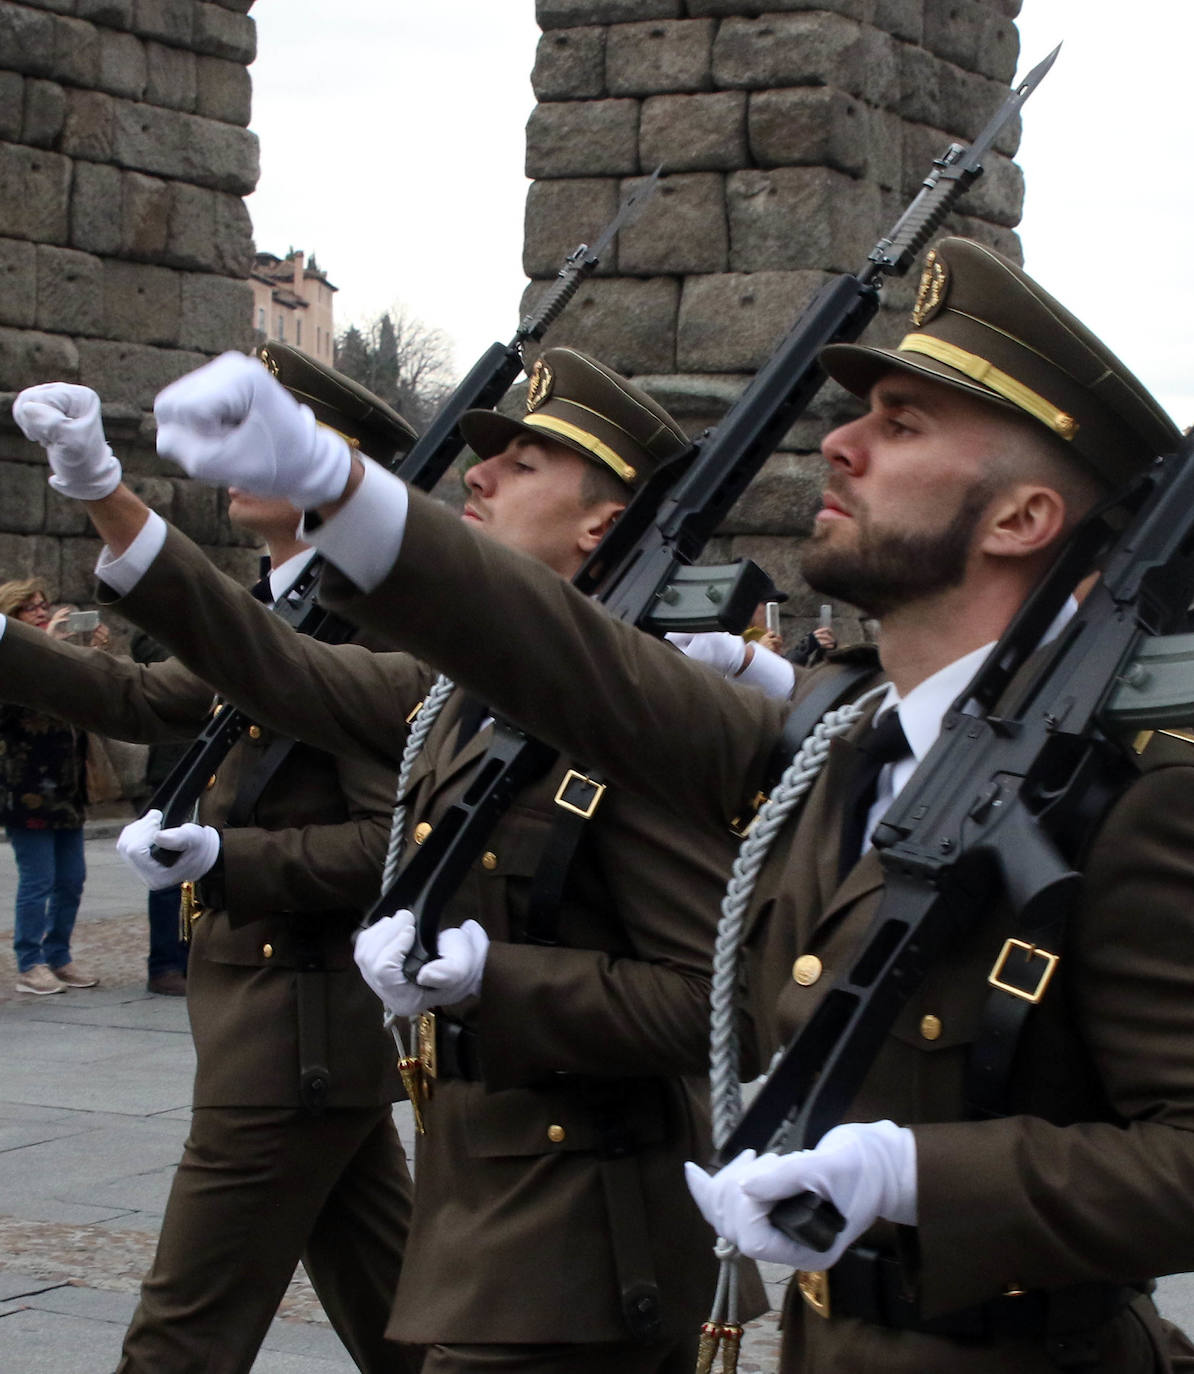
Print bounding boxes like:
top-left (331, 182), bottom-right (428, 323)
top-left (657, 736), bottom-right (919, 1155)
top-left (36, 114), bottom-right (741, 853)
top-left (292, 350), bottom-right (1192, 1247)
top-left (0, 827), bottom-right (788, 1371)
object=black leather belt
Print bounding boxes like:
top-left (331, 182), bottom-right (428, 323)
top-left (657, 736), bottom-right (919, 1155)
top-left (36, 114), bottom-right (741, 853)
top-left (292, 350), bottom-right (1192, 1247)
top-left (809, 1246), bottom-right (1138, 1341)
top-left (424, 1012), bottom-right (482, 1081)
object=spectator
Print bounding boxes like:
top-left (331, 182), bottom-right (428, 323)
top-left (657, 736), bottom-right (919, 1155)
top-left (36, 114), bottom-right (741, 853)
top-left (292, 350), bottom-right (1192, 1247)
top-left (0, 579), bottom-right (98, 995)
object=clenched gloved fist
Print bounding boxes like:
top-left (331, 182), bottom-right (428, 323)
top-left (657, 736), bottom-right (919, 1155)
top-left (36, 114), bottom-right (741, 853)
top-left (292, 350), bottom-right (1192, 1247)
top-left (685, 1121), bottom-right (917, 1270)
top-left (12, 383), bottom-right (122, 500)
top-left (354, 911), bottom-right (489, 1018)
top-left (153, 352), bottom-right (352, 509)
top-left (117, 809), bottom-right (222, 890)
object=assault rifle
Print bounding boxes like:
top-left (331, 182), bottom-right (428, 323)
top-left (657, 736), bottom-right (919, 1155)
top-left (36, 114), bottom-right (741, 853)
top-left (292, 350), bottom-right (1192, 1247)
top-left (146, 178), bottom-right (659, 856)
top-left (717, 424), bottom-right (1194, 1252)
top-left (389, 47), bottom-right (1061, 982)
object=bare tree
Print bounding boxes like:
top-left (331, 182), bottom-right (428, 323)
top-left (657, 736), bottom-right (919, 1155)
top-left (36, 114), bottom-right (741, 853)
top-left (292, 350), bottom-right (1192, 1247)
top-left (334, 305), bottom-right (456, 432)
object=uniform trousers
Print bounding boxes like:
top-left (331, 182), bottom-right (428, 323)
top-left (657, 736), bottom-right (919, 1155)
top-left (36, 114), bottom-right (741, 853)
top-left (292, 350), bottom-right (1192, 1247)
top-left (423, 1333), bottom-right (698, 1374)
top-left (117, 1103), bottom-right (419, 1374)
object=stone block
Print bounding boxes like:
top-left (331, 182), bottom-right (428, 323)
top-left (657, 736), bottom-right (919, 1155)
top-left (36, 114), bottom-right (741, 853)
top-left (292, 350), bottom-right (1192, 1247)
top-left (538, 0), bottom-right (680, 26)
top-left (77, 0), bottom-right (134, 24)
top-left (688, 0), bottom-right (872, 16)
top-left (0, 238), bottom-right (36, 326)
top-left (69, 159), bottom-right (122, 255)
top-left (111, 100), bottom-right (260, 196)
top-left (97, 28), bottom-right (147, 100)
top-left (16, 0), bottom-right (74, 12)
top-left (712, 13), bottom-right (898, 105)
top-left (606, 19), bottom-right (714, 96)
top-left (211, 0), bottom-right (252, 11)
top-left (0, 72), bottom-right (23, 140)
top-left (875, 0), bottom-right (924, 42)
top-left (62, 88), bottom-right (115, 159)
top-left (195, 54), bottom-right (251, 125)
top-left (896, 46), bottom-right (1020, 157)
top-left (103, 258), bottom-right (181, 345)
top-left (0, 326), bottom-right (79, 390)
top-left (125, 471), bottom-right (175, 520)
top-left (0, 531), bottom-right (60, 585)
top-left (23, 77), bottom-right (67, 147)
top-left (43, 488), bottom-right (90, 535)
top-left (0, 460), bottom-right (46, 532)
top-left (207, 541), bottom-right (259, 586)
top-left (640, 91), bottom-right (746, 172)
top-left (617, 171), bottom-right (727, 275)
top-left (36, 243), bottom-right (104, 335)
top-left (53, 14), bottom-right (100, 86)
top-left (522, 176), bottom-right (621, 278)
top-left (179, 272), bottom-right (251, 353)
top-left (167, 181), bottom-right (252, 275)
top-left (193, 1), bottom-right (255, 61)
top-left (145, 40), bottom-right (195, 111)
top-left (903, 121), bottom-right (1022, 226)
top-left (748, 87), bottom-right (870, 176)
top-left (718, 451), bottom-right (823, 536)
top-left (522, 274), bottom-right (678, 374)
top-left (532, 26), bottom-right (605, 101)
top-left (120, 169), bottom-right (171, 257)
top-left (677, 270), bottom-right (830, 372)
top-left (59, 534), bottom-right (105, 602)
top-left (76, 338), bottom-right (204, 408)
top-left (131, 0), bottom-right (191, 44)
top-left (526, 98), bottom-right (640, 178)
top-left (728, 167), bottom-right (881, 274)
top-left (0, 144), bottom-right (70, 244)
top-left (0, 3), bottom-right (56, 79)
top-left (923, 0), bottom-right (1018, 81)
top-left (172, 473), bottom-right (220, 544)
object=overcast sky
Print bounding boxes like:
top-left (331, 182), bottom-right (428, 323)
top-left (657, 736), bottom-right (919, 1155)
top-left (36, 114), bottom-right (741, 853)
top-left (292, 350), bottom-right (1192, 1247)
top-left (247, 0), bottom-right (1194, 429)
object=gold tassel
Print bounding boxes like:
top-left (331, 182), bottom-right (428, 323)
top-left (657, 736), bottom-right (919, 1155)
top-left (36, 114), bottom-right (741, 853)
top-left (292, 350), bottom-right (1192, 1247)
top-left (718, 1323), bottom-right (743, 1374)
top-left (397, 1055), bottom-right (426, 1134)
top-left (694, 1321), bottom-right (721, 1374)
top-left (179, 881), bottom-right (196, 943)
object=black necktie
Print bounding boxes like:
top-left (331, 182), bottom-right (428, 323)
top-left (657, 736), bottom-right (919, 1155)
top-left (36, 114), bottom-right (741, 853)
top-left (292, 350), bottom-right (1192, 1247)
top-left (838, 709), bottom-right (910, 880)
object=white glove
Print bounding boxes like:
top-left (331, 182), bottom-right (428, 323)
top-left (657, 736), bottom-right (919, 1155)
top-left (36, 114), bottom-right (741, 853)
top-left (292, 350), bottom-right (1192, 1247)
top-left (116, 809), bottom-right (222, 890)
top-left (666, 631), bottom-right (747, 677)
top-left (153, 351), bottom-right (351, 508)
top-left (685, 1121), bottom-right (917, 1269)
top-left (354, 911), bottom-right (490, 1017)
top-left (735, 640), bottom-right (796, 700)
top-left (12, 383), bottom-right (122, 500)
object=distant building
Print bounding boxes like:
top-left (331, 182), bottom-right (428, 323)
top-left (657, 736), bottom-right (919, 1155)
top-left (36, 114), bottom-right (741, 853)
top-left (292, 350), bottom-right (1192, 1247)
top-left (249, 250), bottom-right (337, 364)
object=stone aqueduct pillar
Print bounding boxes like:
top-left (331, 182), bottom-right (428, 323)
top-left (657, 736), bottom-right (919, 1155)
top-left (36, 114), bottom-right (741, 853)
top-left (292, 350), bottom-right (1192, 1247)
top-left (0, 0), bottom-right (260, 607)
top-left (522, 0), bottom-right (1026, 637)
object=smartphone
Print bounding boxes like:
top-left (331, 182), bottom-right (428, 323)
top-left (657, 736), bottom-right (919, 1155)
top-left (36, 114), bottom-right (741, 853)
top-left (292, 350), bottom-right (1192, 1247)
top-left (765, 602), bottom-right (781, 636)
top-left (65, 610), bottom-right (100, 634)
top-left (819, 604), bottom-right (833, 630)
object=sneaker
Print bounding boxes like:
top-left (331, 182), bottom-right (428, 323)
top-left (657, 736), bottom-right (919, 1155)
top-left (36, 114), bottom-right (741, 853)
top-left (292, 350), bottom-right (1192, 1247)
top-left (16, 965), bottom-right (67, 996)
top-left (147, 970), bottom-right (187, 997)
top-left (50, 962), bottom-right (98, 988)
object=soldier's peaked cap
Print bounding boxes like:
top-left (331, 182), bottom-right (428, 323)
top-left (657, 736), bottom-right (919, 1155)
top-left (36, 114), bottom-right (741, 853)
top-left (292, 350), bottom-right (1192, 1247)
top-left (820, 237), bottom-right (1180, 491)
top-left (256, 342), bottom-right (418, 466)
top-left (459, 346), bottom-right (689, 491)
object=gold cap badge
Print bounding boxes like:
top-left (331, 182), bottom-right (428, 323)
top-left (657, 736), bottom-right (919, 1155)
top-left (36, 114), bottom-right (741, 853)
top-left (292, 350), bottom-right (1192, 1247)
top-left (526, 358), bottom-right (554, 412)
top-left (911, 249), bottom-right (948, 328)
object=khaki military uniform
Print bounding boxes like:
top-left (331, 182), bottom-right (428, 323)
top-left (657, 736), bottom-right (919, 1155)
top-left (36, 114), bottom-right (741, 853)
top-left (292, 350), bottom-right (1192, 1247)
top-left (307, 487), bottom-right (1194, 1373)
top-left (103, 524), bottom-right (763, 1369)
top-left (0, 621), bottom-right (421, 1374)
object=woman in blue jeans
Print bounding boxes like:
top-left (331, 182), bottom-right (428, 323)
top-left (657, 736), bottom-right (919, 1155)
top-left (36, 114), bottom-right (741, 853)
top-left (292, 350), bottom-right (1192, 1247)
top-left (0, 579), bottom-right (98, 995)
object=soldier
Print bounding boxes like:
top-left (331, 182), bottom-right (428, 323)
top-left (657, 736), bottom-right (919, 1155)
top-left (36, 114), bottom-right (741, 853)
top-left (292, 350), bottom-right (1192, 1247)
top-left (12, 347), bottom-right (764, 1374)
top-left (144, 239), bottom-right (1194, 1372)
top-left (5, 371), bottom-right (423, 1374)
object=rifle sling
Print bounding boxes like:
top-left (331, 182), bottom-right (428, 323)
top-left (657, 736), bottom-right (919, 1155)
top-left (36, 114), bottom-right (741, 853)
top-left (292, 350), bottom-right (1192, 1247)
top-left (523, 766), bottom-right (606, 946)
top-left (763, 658), bottom-right (880, 799)
top-left (225, 732), bottom-right (299, 830)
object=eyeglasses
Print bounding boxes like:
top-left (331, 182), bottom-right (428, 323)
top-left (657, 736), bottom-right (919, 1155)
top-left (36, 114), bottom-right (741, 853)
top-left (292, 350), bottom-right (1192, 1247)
top-left (15, 597), bottom-right (48, 616)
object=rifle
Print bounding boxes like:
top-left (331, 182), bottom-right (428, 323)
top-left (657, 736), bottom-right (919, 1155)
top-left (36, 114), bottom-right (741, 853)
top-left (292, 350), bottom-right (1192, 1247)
top-left (146, 180), bottom-right (659, 856)
top-left (716, 413), bottom-right (1194, 1252)
top-left (388, 46), bottom-right (1060, 976)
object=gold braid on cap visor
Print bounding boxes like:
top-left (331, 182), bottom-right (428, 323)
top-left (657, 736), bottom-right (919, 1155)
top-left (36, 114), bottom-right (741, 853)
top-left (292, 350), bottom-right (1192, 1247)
top-left (898, 334), bottom-right (1079, 440)
top-left (523, 413), bottom-right (637, 484)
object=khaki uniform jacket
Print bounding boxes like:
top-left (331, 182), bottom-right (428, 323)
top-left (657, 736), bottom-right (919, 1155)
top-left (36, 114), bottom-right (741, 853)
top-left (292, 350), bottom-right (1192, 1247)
top-left (0, 617), bottom-right (406, 1110)
top-left (308, 488), bottom-right (1194, 1372)
top-left (96, 524), bottom-right (761, 1347)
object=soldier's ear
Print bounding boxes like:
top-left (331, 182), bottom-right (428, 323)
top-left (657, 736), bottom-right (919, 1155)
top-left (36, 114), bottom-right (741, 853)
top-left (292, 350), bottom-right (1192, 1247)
top-left (577, 501), bottom-right (624, 554)
top-left (979, 483), bottom-right (1067, 561)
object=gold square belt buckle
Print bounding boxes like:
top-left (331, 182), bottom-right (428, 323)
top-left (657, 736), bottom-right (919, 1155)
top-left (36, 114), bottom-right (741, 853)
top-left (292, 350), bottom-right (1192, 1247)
top-left (554, 769), bottom-right (605, 820)
top-left (987, 938), bottom-right (1060, 1004)
top-left (797, 1269), bottom-right (831, 1319)
top-left (416, 1011), bottom-right (438, 1080)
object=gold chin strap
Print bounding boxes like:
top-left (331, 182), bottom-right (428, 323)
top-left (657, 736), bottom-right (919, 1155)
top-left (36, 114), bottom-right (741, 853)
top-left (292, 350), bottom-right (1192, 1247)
top-left (523, 413), bottom-right (637, 485)
top-left (898, 334), bottom-right (1079, 440)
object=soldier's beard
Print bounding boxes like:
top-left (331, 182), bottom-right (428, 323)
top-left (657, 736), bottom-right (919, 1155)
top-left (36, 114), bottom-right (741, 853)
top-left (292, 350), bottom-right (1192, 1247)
top-left (802, 480), bottom-right (994, 619)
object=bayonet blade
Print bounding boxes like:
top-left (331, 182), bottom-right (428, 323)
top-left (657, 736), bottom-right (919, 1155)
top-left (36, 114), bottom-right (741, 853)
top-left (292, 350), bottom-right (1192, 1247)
top-left (589, 165), bottom-right (662, 261)
top-left (966, 43), bottom-right (1061, 167)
